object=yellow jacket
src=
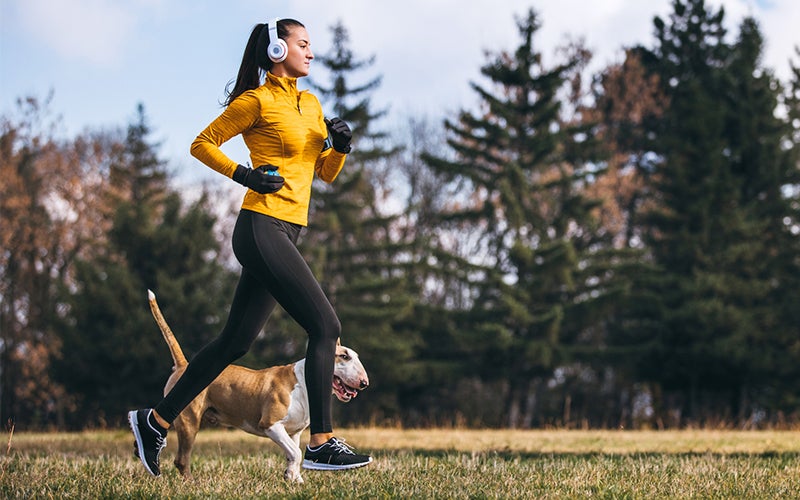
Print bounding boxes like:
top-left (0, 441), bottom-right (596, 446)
top-left (191, 72), bottom-right (346, 226)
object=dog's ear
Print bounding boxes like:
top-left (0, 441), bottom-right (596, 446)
top-left (336, 337), bottom-right (341, 346)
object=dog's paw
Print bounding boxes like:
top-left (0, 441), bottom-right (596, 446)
top-left (284, 467), bottom-right (304, 484)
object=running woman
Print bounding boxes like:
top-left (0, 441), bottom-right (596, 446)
top-left (128, 17), bottom-right (372, 476)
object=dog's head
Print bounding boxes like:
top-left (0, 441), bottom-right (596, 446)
top-left (332, 341), bottom-right (369, 402)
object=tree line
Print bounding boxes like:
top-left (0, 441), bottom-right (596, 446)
top-left (1, 0), bottom-right (798, 430)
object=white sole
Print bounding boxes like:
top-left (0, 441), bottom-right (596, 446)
top-left (302, 457), bottom-right (372, 471)
top-left (128, 410), bottom-right (159, 477)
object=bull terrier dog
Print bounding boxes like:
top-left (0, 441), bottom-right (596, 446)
top-left (145, 290), bottom-right (369, 483)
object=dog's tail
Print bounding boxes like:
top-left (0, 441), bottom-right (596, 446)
top-left (148, 289), bottom-right (188, 368)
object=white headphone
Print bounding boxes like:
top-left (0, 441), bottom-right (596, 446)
top-left (267, 18), bottom-right (288, 63)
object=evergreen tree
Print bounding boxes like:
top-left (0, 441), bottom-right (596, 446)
top-left (627, 0), bottom-right (800, 424)
top-left (57, 105), bottom-right (236, 428)
top-left (423, 9), bottom-right (620, 427)
top-left (391, 116), bottom-right (485, 426)
top-left (626, 0), bottom-right (736, 425)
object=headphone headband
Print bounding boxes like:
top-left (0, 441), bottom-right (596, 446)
top-left (268, 18), bottom-right (280, 44)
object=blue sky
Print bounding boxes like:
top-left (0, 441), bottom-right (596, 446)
top-left (1, 0), bottom-right (797, 184)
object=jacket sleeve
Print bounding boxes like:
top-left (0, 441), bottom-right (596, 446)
top-left (314, 149), bottom-right (346, 183)
top-left (190, 91), bottom-right (261, 179)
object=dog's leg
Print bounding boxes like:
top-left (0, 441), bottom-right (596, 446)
top-left (172, 408), bottom-right (203, 479)
top-left (266, 422), bottom-right (304, 484)
top-left (290, 430), bottom-right (302, 453)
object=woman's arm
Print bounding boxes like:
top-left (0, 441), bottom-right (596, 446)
top-left (314, 148), bottom-right (346, 183)
top-left (190, 91), bottom-right (261, 178)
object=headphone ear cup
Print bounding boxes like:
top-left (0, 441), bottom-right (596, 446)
top-left (268, 38), bottom-right (288, 63)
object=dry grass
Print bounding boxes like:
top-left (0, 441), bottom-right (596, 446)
top-left (350, 427), bottom-right (800, 454)
top-left (3, 427), bottom-right (800, 498)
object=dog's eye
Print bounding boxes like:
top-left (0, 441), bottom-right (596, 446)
top-left (338, 353), bottom-right (351, 361)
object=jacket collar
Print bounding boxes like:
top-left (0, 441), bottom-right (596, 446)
top-left (266, 71), bottom-right (299, 94)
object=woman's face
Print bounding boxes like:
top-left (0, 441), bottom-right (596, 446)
top-left (273, 26), bottom-right (313, 78)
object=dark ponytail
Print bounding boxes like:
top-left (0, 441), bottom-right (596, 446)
top-left (224, 24), bottom-right (265, 106)
top-left (223, 19), bottom-right (305, 107)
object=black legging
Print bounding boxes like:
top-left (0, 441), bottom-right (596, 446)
top-left (154, 209), bottom-right (340, 434)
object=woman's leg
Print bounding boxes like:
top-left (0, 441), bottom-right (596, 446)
top-left (153, 268), bottom-right (277, 423)
top-left (153, 211), bottom-right (280, 422)
top-left (155, 209), bottom-right (338, 431)
top-left (239, 212), bottom-right (341, 435)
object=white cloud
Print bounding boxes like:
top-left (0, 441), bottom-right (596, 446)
top-left (13, 0), bottom-right (159, 66)
top-left (756, 0), bottom-right (800, 78)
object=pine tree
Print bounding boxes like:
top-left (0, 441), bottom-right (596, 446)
top-left (422, 9), bottom-right (619, 427)
top-left (628, 0), bottom-right (800, 424)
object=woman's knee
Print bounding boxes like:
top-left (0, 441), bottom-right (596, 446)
top-left (314, 311), bottom-right (341, 343)
top-left (226, 345), bottom-right (251, 363)
top-left (209, 335), bottom-right (252, 365)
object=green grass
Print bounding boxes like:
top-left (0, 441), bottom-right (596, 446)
top-left (2, 428), bottom-right (800, 498)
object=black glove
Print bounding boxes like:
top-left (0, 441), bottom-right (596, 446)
top-left (232, 164), bottom-right (284, 194)
top-left (325, 117), bottom-right (352, 154)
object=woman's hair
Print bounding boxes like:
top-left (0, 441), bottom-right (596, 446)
top-left (223, 19), bottom-right (305, 106)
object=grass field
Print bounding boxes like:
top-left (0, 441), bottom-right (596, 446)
top-left (2, 427), bottom-right (800, 498)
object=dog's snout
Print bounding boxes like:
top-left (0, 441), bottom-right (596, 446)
top-left (359, 379), bottom-right (368, 390)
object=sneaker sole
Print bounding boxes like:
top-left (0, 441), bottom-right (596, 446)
top-left (302, 457), bottom-right (373, 471)
top-left (128, 410), bottom-right (160, 477)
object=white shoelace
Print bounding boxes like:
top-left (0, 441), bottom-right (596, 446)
top-left (328, 437), bottom-right (356, 455)
top-left (145, 415), bottom-right (167, 454)
top-left (155, 434), bottom-right (166, 451)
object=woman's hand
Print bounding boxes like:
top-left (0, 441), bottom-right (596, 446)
top-left (232, 164), bottom-right (285, 194)
top-left (325, 117), bottom-right (352, 154)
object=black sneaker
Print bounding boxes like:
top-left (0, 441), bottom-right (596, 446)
top-left (302, 437), bottom-right (372, 471)
top-left (128, 409), bottom-right (167, 476)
